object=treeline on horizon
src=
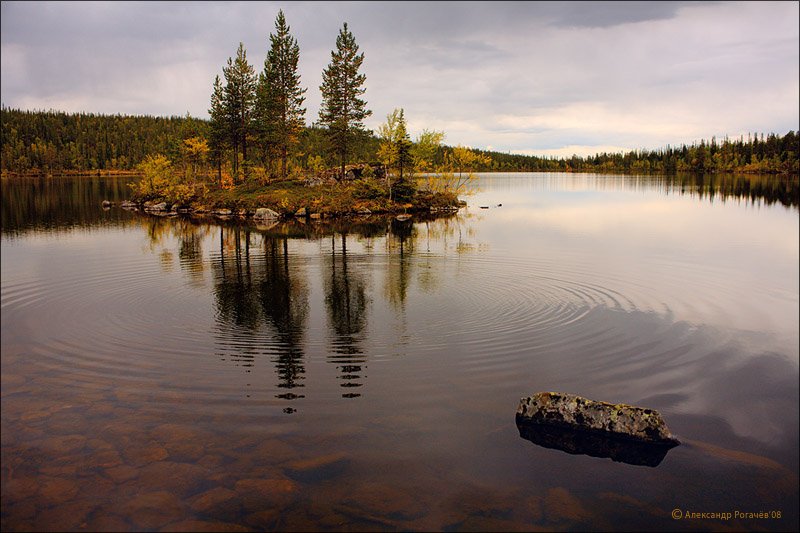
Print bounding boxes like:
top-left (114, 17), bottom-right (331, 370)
top-left (2, 106), bottom-right (798, 176)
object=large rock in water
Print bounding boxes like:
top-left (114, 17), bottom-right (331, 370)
top-left (516, 392), bottom-right (678, 444)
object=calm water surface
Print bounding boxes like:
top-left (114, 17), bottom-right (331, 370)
top-left (2, 173), bottom-right (798, 531)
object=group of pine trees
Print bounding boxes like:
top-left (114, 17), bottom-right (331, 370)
top-left (207, 11), bottom-right (372, 184)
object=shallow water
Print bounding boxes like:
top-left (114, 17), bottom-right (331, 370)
top-left (2, 173), bottom-right (798, 531)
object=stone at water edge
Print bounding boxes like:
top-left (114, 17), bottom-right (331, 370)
top-left (144, 202), bottom-right (167, 212)
top-left (516, 391), bottom-right (679, 444)
top-left (254, 207), bottom-right (280, 220)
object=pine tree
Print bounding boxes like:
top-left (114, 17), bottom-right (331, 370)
top-left (254, 71), bottom-right (275, 171)
top-left (208, 75), bottom-right (226, 183)
top-left (223, 42), bottom-right (257, 181)
top-left (256, 10), bottom-right (307, 179)
top-left (395, 109), bottom-right (412, 180)
top-left (318, 22), bottom-right (371, 180)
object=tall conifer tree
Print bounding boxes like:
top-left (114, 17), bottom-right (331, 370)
top-left (208, 75), bottom-right (226, 183)
top-left (256, 10), bottom-right (306, 179)
top-left (223, 42), bottom-right (256, 181)
top-left (318, 23), bottom-right (371, 180)
top-left (395, 109), bottom-right (412, 180)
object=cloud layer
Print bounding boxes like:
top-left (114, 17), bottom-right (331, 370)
top-left (2, 1), bottom-right (798, 156)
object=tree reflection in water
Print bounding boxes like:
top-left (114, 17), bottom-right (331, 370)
top-left (384, 218), bottom-right (414, 309)
top-left (261, 236), bottom-right (308, 400)
top-left (210, 225), bottom-right (309, 408)
top-left (324, 233), bottom-right (369, 398)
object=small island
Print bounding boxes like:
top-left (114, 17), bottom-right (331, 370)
top-left (122, 161), bottom-right (465, 220)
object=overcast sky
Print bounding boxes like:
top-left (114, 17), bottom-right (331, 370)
top-left (2, 1), bottom-right (798, 156)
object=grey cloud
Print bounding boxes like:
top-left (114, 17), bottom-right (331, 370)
top-left (400, 39), bottom-right (509, 71)
top-left (541, 1), bottom-right (688, 28)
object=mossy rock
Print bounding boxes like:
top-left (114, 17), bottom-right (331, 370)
top-left (516, 391), bottom-right (678, 444)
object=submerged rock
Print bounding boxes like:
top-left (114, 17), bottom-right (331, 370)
top-left (234, 478), bottom-right (299, 512)
top-left (189, 486), bottom-right (240, 520)
top-left (516, 392), bottom-right (679, 444)
top-left (285, 452), bottom-right (349, 482)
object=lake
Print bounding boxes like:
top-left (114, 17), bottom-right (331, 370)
top-left (2, 173), bottom-right (798, 531)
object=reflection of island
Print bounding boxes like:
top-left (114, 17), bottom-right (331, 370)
top-left (516, 417), bottom-right (678, 467)
top-left (145, 213), bottom-right (470, 406)
top-left (324, 233), bottom-right (369, 398)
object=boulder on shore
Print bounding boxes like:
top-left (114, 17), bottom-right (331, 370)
top-left (144, 202), bottom-right (167, 212)
top-left (516, 392), bottom-right (679, 444)
top-left (254, 207), bottom-right (280, 220)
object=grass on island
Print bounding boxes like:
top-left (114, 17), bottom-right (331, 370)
top-left (134, 173), bottom-right (463, 217)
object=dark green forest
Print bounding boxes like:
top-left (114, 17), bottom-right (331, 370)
top-left (472, 132), bottom-right (799, 174)
top-left (2, 106), bottom-right (797, 176)
top-left (0, 107), bottom-right (209, 173)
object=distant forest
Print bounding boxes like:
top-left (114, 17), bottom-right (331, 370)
top-left (2, 106), bottom-right (798, 175)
